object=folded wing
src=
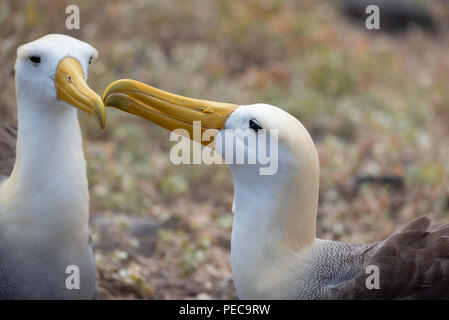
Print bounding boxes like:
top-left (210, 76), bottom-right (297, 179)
top-left (326, 216), bottom-right (449, 299)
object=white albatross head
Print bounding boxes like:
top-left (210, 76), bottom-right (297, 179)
top-left (103, 80), bottom-right (320, 246)
top-left (14, 34), bottom-right (105, 129)
top-left (103, 80), bottom-right (321, 298)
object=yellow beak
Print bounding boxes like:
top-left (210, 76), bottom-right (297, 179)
top-left (102, 79), bottom-right (238, 145)
top-left (55, 57), bottom-right (106, 130)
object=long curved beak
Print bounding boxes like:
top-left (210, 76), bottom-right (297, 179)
top-left (55, 57), bottom-right (106, 130)
top-left (102, 79), bottom-right (238, 145)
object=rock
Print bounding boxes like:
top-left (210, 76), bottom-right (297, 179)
top-left (91, 214), bottom-right (188, 258)
top-left (337, 0), bottom-right (437, 33)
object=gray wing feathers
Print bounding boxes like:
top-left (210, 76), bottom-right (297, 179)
top-left (0, 122), bottom-right (17, 178)
top-left (326, 217), bottom-right (449, 299)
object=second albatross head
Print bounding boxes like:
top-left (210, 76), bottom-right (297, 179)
top-left (103, 79), bottom-right (320, 231)
top-left (14, 34), bottom-right (105, 129)
top-left (103, 79), bottom-right (321, 298)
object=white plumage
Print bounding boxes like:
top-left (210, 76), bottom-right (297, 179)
top-left (0, 34), bottom-right (103, 299)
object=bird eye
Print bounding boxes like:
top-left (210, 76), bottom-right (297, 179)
top-left (29, 56), bottom-right (41, 65)
top-left (88, 56), bottom-right (93, 65)
top-left (249, 119), bottom-right (262, 133)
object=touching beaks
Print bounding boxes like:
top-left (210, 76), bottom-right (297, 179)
top-left (55, 57), bottom-right (106, 130)
top-left (102, 79), bottom-right (238, 145)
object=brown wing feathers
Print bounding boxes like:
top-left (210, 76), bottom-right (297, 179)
top-left (327, 217), bottom-right (449, 299)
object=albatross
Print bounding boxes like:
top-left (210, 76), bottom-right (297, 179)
top-left (103, 79), bottom-right (449, 299)
top-left (0, 34), bottom-right (105, 299)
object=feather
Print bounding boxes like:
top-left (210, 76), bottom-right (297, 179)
top-left (0, 122), bottom-right (16, 178)
top-left (326, 217), bottom-right (449, 299)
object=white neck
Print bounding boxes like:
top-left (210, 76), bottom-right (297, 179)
top-left (0, 92), bottom-right (89, 246)
top-left (229, 146), bottom-right (319, 299)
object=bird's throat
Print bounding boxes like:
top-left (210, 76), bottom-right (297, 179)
top-left (2, 97), bottom-right (90, 242)
top-left (229, 161), bottom-right (319, 299)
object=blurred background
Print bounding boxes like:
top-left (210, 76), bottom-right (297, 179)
top-left (1, 0), bottom-right (449, 299)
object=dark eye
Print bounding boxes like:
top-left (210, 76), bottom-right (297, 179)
top-left (249, 119), bottom-right (262, 133)
top-left (88, 56), bottom-right (93, 64)
top-left (29, 56), bottom-right (41, 65)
